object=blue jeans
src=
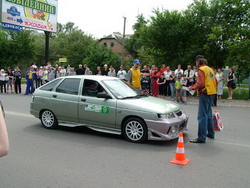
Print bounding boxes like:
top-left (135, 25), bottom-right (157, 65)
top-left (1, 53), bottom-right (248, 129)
top-left (197, 93), bottom-right (215, 141)
top-left (169, 83), bottom-right (175, 99)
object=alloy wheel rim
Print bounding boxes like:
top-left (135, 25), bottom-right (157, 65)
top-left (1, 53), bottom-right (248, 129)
top-left (125, 121), bottom-right (143, 141)
top-left (42, 111), bottom-right (54, 127)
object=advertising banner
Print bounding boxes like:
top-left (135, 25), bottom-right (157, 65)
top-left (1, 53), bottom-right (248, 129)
top-left (1, 0), bottom-right (57, 32)
top-left (59, 58), bottom-right (67, 63)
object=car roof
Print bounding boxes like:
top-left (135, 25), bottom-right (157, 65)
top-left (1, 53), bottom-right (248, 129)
top-left (66, 75), bottom-right (119, 81)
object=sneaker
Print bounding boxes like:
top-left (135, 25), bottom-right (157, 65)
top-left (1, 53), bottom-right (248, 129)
top-left (184, 101), bottom-right (187, 105)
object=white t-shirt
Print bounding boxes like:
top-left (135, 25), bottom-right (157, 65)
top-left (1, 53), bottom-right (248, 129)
top-left (85, 68), bottom-right (90, 75)
top-left (174, 69), bottom-right (183, 76)
top-left (117, 70), bottom-right (127, 79)
top-left (60, 69), bottom-right (66, 77)
top-left (0, 72), bottom-right (6, 81)
top-left (164, 70), bottom-right (172, 80)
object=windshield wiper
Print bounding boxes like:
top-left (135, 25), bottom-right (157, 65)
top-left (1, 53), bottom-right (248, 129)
top-left (121, 94), bottom-right (147, 100)
top-left (121, 96), bottom-right (138, 100)
top-left (137, 94), bottom-right (148, 97)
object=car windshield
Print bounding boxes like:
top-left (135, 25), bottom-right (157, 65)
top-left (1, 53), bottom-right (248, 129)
top-left (102, 79), bottom-right (143, 99)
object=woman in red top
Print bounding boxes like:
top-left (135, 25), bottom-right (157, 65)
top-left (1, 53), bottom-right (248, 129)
top-left (151, 67), bottom-right (160, 97)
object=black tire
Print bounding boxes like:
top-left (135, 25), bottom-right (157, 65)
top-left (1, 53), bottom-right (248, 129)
top-left (123, 117), bottom-right (147, 143)
top-left (40, 110), bottom-right (58, 129)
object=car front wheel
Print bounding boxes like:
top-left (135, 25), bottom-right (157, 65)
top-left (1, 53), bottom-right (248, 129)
top-left (123, 118), bottom-right (147, 143)
top-left (41, 110), bottom-right (58, 129)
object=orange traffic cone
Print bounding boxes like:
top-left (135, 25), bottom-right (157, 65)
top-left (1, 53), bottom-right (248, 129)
top-left (213, 110), bottom-right (224, 131)
top-left (170, 132), bottom-right (190, 165)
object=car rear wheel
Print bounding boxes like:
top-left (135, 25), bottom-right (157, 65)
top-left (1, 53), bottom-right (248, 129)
top-left (123, 118), bottom-right (147, 143)
top-left (41, 110), bottom-right (58, 129)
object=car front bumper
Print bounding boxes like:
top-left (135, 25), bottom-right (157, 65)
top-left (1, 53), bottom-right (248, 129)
top-left (145, 111), bottom-right (188, 141)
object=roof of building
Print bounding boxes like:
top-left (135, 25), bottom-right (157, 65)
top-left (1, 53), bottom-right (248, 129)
top-left (99, 32), bottom-right (132, 42)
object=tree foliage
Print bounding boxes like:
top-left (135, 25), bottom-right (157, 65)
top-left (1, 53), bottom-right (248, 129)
top-left (0, 21), bottom-right (121, 71)
top-left (126, 0), bottom-right (250, 80)
top-left (0, 27), bottom-right (35, 68)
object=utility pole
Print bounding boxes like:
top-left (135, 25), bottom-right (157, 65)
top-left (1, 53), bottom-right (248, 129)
top-left (121, 17), bottom-right (126, 66)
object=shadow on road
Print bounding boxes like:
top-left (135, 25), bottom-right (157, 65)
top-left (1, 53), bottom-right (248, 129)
top-left (23, 123), bottom-right (179, 150)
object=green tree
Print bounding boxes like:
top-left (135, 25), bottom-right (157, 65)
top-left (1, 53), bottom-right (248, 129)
top-left (0, 27), bottom-right (35, 68)
top-left (140, 9), bottom-right (188, 67)
top-left (32, 22), bottom-right (97, 67)
top-left (83, 45), bottom-right (121, 71)
top-left (31, 33), bottom-right (45, 65)
top-left (125, 14), bottom-right (148, 59)
top-left (0, 29), bottom-right (10, 68)
top-left (127, 0), bottom-right (250, 78)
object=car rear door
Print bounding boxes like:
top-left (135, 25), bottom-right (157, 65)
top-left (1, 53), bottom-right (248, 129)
top-left (49, 78), bottom-right (81, 123)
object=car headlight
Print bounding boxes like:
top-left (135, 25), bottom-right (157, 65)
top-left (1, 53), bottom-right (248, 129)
top-left (158, 112), bottom-right (175, 119)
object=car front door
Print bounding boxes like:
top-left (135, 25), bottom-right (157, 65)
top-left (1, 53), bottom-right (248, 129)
top-left (78, 79), bottom-right (116, 128)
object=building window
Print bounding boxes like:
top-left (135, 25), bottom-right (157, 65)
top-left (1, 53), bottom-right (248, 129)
top-left (110, 42), bottom-right (114, 47)
top-left (103, 42), bottom-right (107, 47)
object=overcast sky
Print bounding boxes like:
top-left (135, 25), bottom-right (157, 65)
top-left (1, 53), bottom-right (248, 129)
top-left (57, 0), bottom-right (194, 38)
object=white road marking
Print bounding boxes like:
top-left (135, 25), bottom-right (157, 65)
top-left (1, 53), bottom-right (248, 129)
top-left (214, 141), bottom-right (250, 148)
top-left (5, 111), bottom-right (33, 118)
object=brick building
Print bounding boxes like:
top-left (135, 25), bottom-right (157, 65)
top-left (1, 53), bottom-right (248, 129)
top-left (98, 32), bottom-right (132, 59)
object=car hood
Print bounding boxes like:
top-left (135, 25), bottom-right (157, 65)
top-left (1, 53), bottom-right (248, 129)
top-left (117, 96), bottom-right (180, 114)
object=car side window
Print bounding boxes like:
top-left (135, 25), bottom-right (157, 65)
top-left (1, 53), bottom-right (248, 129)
top-left (56, 78), bottom-right (80, 95)
top-left (82, 79), bottom-right (104, 97)
top-left (39, 79), bottom-right (62, 91)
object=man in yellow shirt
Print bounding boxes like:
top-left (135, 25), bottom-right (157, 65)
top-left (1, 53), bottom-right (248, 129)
top-left (126, 59), bottom-right (141, 91)
top-left (189, 55), bottom-right (217, 143)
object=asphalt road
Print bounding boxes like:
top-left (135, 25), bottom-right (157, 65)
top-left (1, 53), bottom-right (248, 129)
top-left (0, 94), bottom-right (250, 188)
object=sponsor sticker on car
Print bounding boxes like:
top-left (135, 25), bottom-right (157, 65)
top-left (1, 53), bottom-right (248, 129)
top-left (85, 104), bottom-right (109, 114)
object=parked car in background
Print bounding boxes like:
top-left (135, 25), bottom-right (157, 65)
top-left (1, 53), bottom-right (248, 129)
top-left (30, 76), bottom-right (188, 143)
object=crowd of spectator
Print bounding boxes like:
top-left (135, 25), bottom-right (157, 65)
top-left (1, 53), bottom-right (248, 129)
top-left (136, 63), bottom-right (198, 104)
top-left (1, 61), bottom-right (234, 101)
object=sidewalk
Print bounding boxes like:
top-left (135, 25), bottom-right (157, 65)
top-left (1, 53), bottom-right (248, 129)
top-left (168, 95), bottom-right (250, 108)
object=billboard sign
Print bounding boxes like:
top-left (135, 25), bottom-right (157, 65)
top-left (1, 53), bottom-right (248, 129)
top-left (1, 0), bottom-right (57, 32)
top-left (59, 58), bottom-right (67, 63)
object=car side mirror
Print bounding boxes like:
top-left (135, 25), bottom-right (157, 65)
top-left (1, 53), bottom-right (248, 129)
top-left (97, 92), bottom-right (112, 99)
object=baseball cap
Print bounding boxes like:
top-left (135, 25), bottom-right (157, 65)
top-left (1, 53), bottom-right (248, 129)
top-left (195, 55), bottom-right (204, 60)
top-left (133, 59), bottom-right (140, 64)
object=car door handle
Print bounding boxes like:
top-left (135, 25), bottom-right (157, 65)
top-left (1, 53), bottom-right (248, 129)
top-left (81, 99), bottom-right (86, 102)
top-left (52, 94), bottom-right (57, 98)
